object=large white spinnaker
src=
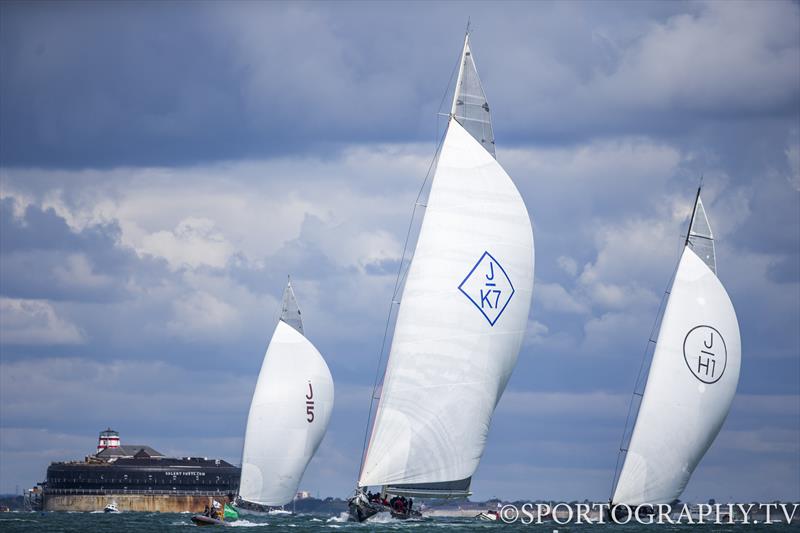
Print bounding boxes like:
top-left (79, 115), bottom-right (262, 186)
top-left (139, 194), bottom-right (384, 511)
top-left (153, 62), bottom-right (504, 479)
top-left (240, 281), bottom-right (334, 506)
top-left (611, 191), bottom-right (740, 506)
top-left (358, 34), bottom-right (535, 497)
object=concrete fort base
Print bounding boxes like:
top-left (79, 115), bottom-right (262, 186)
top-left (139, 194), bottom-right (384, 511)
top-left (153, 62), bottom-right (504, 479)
top-left (44, 493), bottom-right (231, 513)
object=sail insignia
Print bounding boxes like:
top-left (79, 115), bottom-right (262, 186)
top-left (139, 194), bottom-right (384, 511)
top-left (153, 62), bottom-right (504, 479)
top-left (451, 35), bottom-right (496, 158)
top-left (280, 278), bottom-right (304, 335)
top-left (687, 195), bottom-right (716, 274)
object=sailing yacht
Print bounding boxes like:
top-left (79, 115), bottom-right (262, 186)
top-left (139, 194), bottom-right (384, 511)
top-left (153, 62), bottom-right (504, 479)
top-left (610, 189), bottom-right (741, 511)
top-left (237, 279), bottom-right (334, 511)
top-left (349, 30), bottom-right (535, 521)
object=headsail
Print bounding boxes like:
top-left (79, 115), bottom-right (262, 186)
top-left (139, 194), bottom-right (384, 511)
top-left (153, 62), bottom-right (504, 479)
top-left (451, 33), bottom-right (495, 158)
top-left (611, 191), bottom-right (740, 506)
top-left (280, 277), bottom-right (304, 335)
top-left (240, 282), bottom-right (334, 506)
top-left (358, 34), bottom-right (534, 496)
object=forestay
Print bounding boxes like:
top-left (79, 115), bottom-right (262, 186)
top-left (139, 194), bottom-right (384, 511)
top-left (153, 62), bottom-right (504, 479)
top-left (240, 286), bottom-right (334, 506)
top-left (611, 193), bottom-right (740, 506)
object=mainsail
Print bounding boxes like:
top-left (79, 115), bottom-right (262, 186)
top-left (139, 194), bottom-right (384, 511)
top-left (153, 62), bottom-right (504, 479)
top-left (358, 33), bottom-right (535, 498)
top-left (611, 190), bottom-right (740, 506)
top-left (239, 280), bottom-right (334, 506)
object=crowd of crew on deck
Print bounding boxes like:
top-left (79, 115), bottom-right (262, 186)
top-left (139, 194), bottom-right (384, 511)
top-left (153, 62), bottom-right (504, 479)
top-left (366, 491), bottom-right (413, 514)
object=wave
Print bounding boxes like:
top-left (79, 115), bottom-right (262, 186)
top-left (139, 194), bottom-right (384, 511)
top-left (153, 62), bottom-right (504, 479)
top-left (326, 512), bottom-right (350, 523)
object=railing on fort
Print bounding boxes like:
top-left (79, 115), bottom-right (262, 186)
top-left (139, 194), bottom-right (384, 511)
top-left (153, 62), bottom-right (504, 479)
top-left (44, 488), bottom-right (233, 496)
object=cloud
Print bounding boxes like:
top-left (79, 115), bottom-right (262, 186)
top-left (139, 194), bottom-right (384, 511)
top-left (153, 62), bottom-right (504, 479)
top-left (167, 291), bottom-right (240, 340)
top-left (0, 1), bottom-right (797, 500)
top-left (2, 2), bottom-right (797, 168)
top-left (0, 297), bottom-right (83, 345)
top-left (140, 217), bottom-right (235, 270)
top-left (535, 282), bottom-right (589, 315)
top-left (523, 319), bottom-right (549, 346)
top-left (556, 255), bottom-right (578, 277)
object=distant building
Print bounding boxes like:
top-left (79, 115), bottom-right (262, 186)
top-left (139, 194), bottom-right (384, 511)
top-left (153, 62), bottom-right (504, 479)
top-left (296, 491), bottom-right (312, 500)
top-left (36, 428), bottom-right (240, 513)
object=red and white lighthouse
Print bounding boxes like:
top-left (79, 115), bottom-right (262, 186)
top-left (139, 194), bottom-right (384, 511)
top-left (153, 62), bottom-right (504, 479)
top-left (97, 428), bottom-right (120, 453)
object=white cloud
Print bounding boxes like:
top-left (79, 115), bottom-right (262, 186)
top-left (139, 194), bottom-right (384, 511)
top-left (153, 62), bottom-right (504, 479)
top-left (166, 291), bottom-right (239, 339)
top-left (523, 319), bottom-right (549, 346)
top-left (140, 217), bottom-right (235, 270)
top-left (556, 255), bottom-right (578, 277)
top-left (0, 298), bottom-right (84, 345)
top-left (601, 1), bottom-right (800, 114)
top-left (52, 253), bottom-right (114, 289)
top-left (536, 282), bottom-right (589, 314)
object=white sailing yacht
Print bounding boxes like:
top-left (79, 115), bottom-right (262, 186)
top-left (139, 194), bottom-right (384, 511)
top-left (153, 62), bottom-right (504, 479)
top-left (610, 189), bottom-right (741, 509)
top-left (350, 30), bottom-right (535, 521)
top-left (238, 279), bottom-right (334, 510)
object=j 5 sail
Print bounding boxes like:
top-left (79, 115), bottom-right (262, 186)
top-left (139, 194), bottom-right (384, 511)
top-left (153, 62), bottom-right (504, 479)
top-left (239, 279), bottom-right (334, 506)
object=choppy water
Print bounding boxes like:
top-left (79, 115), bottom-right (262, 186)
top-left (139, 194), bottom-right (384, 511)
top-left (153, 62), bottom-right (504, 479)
top-left (0, 511), bottom-right (797, 532)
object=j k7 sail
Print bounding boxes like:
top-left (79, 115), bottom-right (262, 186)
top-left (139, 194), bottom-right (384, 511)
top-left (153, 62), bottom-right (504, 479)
top-left (611, 189), bottom-right (741, 507)
top-left (351, 31), bottom-right (535, 520)
top-left (239, 279), bottom-right (334, 507)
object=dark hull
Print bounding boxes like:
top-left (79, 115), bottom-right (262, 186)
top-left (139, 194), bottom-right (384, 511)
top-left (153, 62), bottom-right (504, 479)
top-left (348, 498), bottom-right (381, 522)
top-left (191, 515), bottom-right (230, 526)
top-left (348, 498), bottom-right (421, 522)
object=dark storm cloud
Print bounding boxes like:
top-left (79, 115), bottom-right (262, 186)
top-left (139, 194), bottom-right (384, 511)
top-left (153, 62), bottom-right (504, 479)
top-left (2, 1), bottom-right (798, 168)
top-left (0, 198), bottom-right (167, 302)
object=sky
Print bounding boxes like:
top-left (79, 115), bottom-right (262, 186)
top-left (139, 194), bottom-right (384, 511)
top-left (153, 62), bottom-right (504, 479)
top-left (0, 0), bottom-right (798, 502)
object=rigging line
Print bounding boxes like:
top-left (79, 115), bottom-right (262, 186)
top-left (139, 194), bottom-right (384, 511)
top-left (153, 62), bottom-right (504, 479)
top-left (356, 123), bottom-right (450, 483)
top-left (357, 24), bottom-right (468, 485)
top-left (608, 239), bottom-right (685, 500)
top-left (436, 37), bottom-right (466, 148)
top-left (396, 39), bottom-right (463, 301)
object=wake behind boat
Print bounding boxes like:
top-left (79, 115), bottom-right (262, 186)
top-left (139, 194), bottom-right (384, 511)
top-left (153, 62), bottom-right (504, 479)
top-left (475, 510), bottom-right (499, 522)
top-left (349, 27), bottom-right (535, 522)
top-left (190, 515), bottom-right (229, 527)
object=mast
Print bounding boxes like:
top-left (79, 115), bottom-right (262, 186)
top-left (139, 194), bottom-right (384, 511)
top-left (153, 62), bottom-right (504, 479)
top-left (684, 186), bottom-right (702, 248)
top-left (450, 32), bottom-right (470, 117)
top-left (356, 31), bottom-right (534, 499)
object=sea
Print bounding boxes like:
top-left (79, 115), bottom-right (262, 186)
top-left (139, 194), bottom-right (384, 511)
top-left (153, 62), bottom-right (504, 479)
top-left (0, 511), bottom-right (798, 532)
